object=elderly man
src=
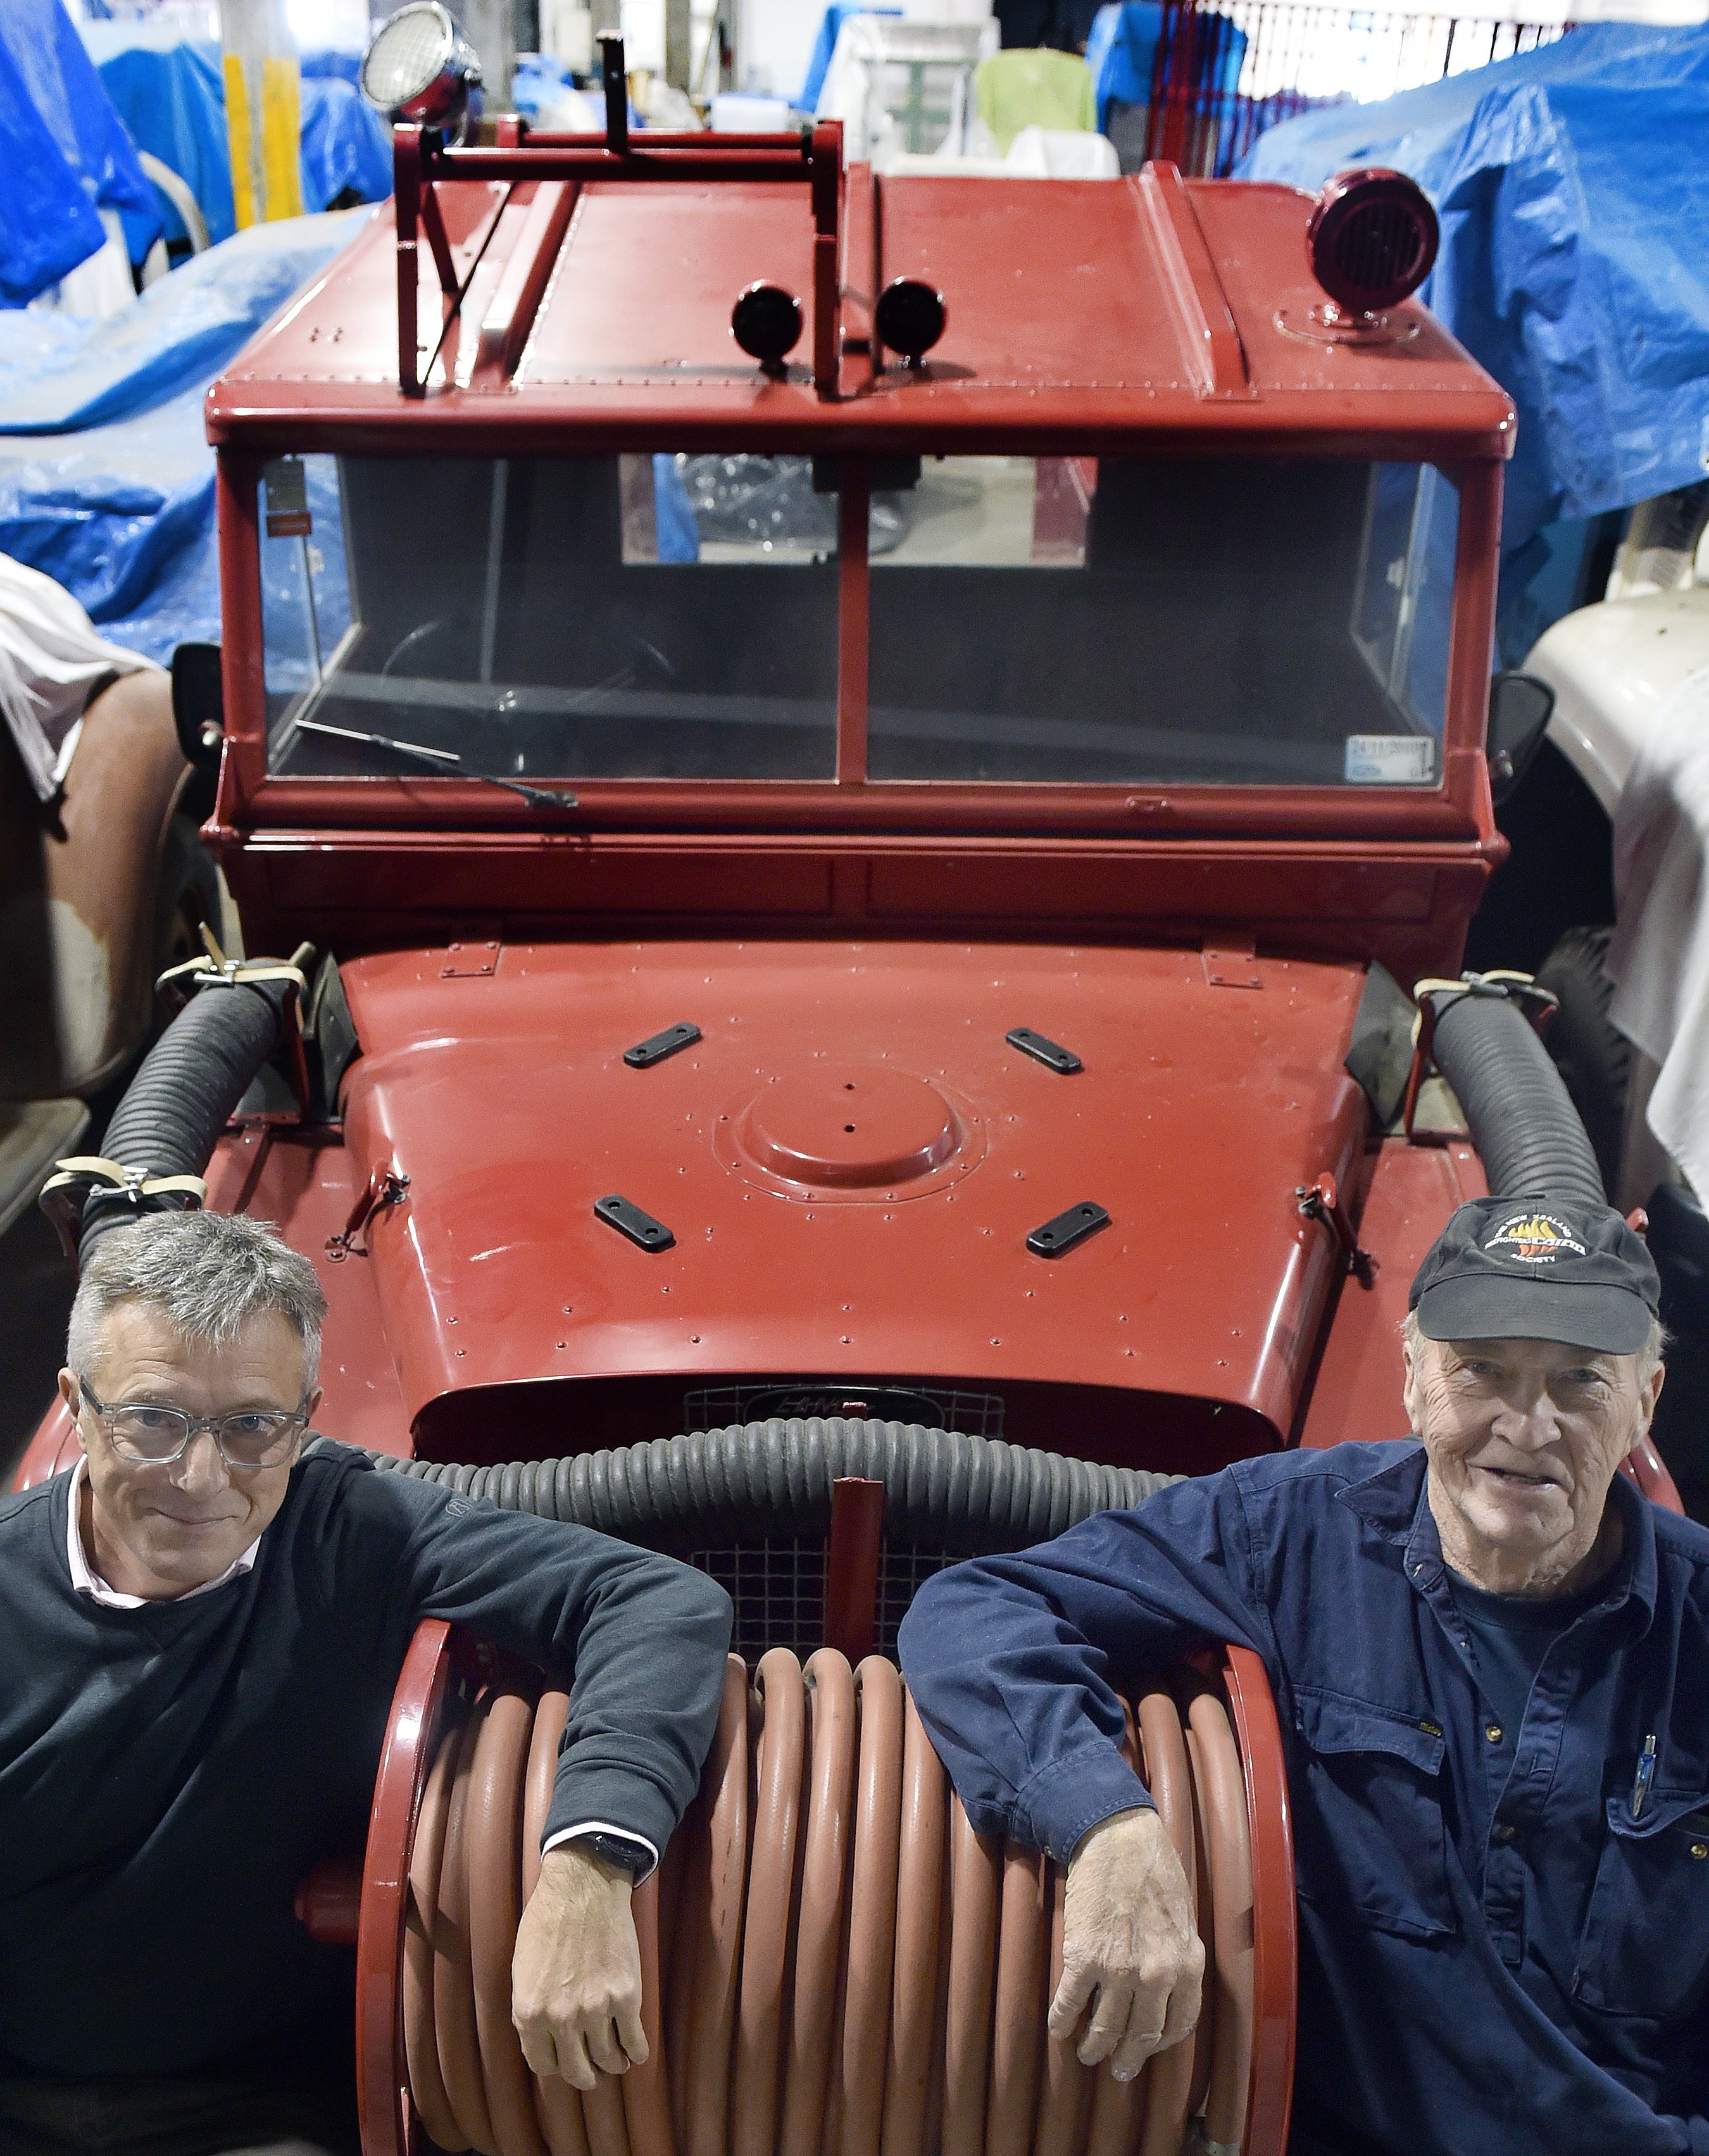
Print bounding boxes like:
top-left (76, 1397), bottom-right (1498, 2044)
top-left (899, 1196), bottom-right (1708, 2156)
top-left (0, 1210), bottom-right (732, 2156)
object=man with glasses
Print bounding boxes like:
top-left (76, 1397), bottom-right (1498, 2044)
top-left (0, 1209), bottom-right (732, 2156)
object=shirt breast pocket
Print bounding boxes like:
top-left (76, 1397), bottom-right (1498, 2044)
top-left (1574, 1796), bottom-right (1709, 2019)
top-left (1292, 1686), bottom-right (1457, 1941)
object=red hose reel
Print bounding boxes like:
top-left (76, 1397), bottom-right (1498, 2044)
top-left (306, 1619), bottom-right (1297, 2156)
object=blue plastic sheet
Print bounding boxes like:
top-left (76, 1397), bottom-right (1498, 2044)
top-left (1240, 25), bottom-right (1709, 554)
top-left (299, 73), bottom-right (394, 211)
top-left (86, 34), bottom-right (234, 248)
top-left (0, 0), bottom-right (161, 306)
top-left (84, 27), bottom-right (392, 249)
top-left (1086, 3), bottom-right (1159, 132)
top-left (511, 53), bottom-right (639, 129)
top-left (1085, 3), bottom-right (1246, 170)
top-left (0, 210), bottom-right (366, 664)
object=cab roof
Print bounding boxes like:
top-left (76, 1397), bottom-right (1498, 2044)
top-left (206, 158), bottom-right (1515, 461)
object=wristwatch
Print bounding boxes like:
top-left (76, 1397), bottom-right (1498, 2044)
top-left (577, 1831), bottom-right (649, 1882)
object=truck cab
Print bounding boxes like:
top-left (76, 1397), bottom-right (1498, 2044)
top-left (25, 122), bottom-right (1525, 1485)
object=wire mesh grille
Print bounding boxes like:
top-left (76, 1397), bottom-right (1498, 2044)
top-left (682, 1381), bottom-right (1004, 1439)
top-left (687, 1541), bottom-right (955, 1660)
top-left (1124, 2), bottom-right (1570, 179)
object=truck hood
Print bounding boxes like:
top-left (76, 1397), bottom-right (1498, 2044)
top-left (339, 939), bottom-right (1370, 1471)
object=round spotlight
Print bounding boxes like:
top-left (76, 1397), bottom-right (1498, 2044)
top-left (361, 2), bottom-right (483, 139)
top-left (875, 278), bottom-right (947, 365)
top-left (1308, 168), bottom-right (1438, 318)
top-left (731, 282), bottom-right (803, 372)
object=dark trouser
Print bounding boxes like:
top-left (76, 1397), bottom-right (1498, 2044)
top-left (0, 2017), bottom-right (359, 2156)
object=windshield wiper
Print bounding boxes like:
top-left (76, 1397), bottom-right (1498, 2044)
top-left (296, 718), bottom-right (579, 809)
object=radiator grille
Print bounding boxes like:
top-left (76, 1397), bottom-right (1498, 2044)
top-left (687, 1540), bottom-right (955, 1660)
top-left (682, 1381), bottom-right (1003, 1440)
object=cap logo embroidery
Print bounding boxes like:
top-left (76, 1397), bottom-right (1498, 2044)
top-left (1485, 1211), bottom-right (1587, 1265)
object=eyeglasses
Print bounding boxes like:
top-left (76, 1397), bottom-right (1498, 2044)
top-left (77, 1377), bottom-right (309, 1470)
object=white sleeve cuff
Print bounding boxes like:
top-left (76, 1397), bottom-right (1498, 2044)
top-left (540, 1821), bottom-right (660, 1881)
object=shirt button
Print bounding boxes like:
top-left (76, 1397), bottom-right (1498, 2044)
top-left (1485, 1724), bottom-right (1503, 1743)
top-left (1494, 1822), bottom-right (1517, 1844)
top-left (1692, 1843), bottom-right (1709, 1861)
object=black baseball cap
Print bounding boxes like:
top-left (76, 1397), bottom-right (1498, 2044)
top-left (1410, 1197), bottom-right (1660, 1355)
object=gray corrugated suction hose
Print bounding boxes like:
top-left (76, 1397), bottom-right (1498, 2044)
top-left (320, 1418), bottom-right (1179, 1554)
top-left (1425, 981), bottom-right (1605, 1205)
top-left (79, 978), bottom-right (295, 1265)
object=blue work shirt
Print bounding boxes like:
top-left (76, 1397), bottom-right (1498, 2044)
top-left (897, 1441), bottom-right (1709, 2156)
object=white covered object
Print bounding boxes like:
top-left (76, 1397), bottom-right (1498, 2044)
top-left (711, 92), bottom-right (792, 129)
top-left (1001, 125), bottom-right (1118, 177)
top-left (817, 13), bottom-right (996, 166)
top-left (530, 81), bottom-right (604, 130)
top-left (1527, 587), bottom-right (1709, 815)
top-left (1606, 660), bottom-right (1709, 1199)
top-left (30, 208), bottom-right (137, 323)
top-left (0, 553), bottom-right (161, 801)
top-left (888, 123), bottom-right (1118, 177)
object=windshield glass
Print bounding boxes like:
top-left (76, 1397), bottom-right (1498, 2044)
top-left (258, 448), bottom-right (1457, 793)
top-left (867, 454), bottom-right (1457, 786)
top-left (260, 452), bottom-right (839, 782)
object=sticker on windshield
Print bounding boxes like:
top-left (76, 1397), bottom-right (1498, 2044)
top-left (263, 458), bottom-right (312, 539)
top-left (1344, 735), bottom-right (1434, 784)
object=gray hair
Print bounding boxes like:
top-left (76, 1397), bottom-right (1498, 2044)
top-left (66, 1212), bottom-right (327, 1388)
top-left (1401, 1307), bottom-right (1667, 1388)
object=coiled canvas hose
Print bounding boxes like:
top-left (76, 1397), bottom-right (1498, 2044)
top-left (401, 1651), bottom-right (1255, 2156)
top-left (1424, 984), bottom-right (1604, 1206)
top-left (328, 1423), bottom-right (1179, 1557)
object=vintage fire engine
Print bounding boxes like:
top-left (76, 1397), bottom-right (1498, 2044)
top-left (18, 22), bottom-right (1674, 2153)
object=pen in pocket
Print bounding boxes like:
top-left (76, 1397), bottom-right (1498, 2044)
top-left (1631, 1733), bottom-right (1658, 1820)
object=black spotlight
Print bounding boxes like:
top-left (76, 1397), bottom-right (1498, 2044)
top-left (875, 278), bottom-right (947, 366)
top-left (731, 282), bottom-right (803, 374)
top-left (1307, 168), bottom-right (1438, 319)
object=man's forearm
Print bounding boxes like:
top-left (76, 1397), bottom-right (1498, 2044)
top-left (897, 1484), bottom-right (1270, 1860)
top-left (375, 1476), bottom-right (734, 1853)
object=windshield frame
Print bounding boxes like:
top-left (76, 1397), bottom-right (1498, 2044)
top-left (217, 443), bottom-right (1501, 844)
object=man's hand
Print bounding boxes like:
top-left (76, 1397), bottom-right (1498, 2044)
top-left (512, 1845), bottom-right (648, 2089)
top-left (1048, 1806), bottom-right (1204, 2081)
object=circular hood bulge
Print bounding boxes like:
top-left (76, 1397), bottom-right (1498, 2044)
top-left (729, 1067), bottom-right (973, 1195)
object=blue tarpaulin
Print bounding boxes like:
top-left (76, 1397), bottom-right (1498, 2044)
top-left (0, 0), bottom-right (161, 306)
top-left (1086, 3), bottom-right (1158, 132)
top-left (1085, 1), bottom-right (1248, 172)
top-left (1241, 26), bottom-right (1709, 557)
top-left (0, 210), bottom-right (366, 663)
top-left (84, 26), bottom-right (393, 251)
top-left (299, 71), bottom-right (395, 213)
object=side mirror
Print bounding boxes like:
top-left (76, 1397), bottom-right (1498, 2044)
top-left (171, 642), bottom-right (224, 774)
top-left (1487, 670), bottom-right (1554, 805)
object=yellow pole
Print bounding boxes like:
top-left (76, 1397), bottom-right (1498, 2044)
top-left (260, 55), bottom-right (305, 220)
top-left (220, 0), bottom-right (303, 227)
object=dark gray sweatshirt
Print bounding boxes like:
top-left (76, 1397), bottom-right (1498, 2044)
top-left (0, 1444), bottom-right (731, 2079)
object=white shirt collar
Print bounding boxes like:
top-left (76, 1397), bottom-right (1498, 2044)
top-left (65, 1457), bottom-right (263, 1609)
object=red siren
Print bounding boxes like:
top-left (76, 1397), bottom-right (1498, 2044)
top-left (1307, 167), bottom-right (1439, 323)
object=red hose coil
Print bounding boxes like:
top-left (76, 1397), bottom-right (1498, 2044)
top-left (357, 1633), bottom-right (1295, 2156)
